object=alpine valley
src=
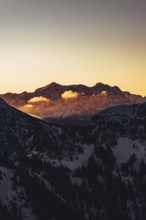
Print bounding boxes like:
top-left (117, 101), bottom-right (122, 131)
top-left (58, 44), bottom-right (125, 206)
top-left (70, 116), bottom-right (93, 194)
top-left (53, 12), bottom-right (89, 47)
top-left (0, 83), bottom-right (146, 220)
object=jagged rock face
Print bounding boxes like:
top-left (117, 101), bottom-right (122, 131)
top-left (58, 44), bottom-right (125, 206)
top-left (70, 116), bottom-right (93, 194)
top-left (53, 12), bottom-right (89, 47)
top-left (0, 83), bottom-right (145, 126)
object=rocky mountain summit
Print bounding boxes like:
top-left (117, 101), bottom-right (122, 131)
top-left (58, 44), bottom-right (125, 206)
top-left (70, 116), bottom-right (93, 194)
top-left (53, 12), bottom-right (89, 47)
top-left (0, 83), bottom-right (145, 125)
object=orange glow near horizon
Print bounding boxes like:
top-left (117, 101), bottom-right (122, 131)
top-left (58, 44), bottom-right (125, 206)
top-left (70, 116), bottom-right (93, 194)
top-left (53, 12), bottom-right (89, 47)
top-left (0, 1), bottom-right (145, 96)
top-left (0, 41), bottom-right (145, 97)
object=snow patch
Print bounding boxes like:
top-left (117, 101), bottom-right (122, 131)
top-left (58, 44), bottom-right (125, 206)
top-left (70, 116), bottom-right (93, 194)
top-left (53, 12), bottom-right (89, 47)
top-left (41, 144), bottom-right (94, 171)
top-left (113, 138), bottom-right (146, 166)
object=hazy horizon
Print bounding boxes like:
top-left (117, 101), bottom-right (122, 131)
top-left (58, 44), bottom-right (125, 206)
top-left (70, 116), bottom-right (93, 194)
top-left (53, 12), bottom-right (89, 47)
top-left (0, 0), bottom-right (146, 96)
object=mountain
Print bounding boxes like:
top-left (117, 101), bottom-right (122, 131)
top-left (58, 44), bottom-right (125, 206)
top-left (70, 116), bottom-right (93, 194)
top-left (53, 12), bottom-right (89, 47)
top-left (0, 98), bottom-right (81, 158)
top-left (0, 83), bottom-right (145, 126)
top-left (0, 98), bottom-right (85, 219)
top-left (0, 98), bottom-right (146, 219)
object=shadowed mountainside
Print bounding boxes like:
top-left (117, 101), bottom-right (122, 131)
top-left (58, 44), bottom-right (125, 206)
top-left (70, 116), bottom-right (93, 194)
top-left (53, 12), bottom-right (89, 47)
top-left (0, 98), bottom-right (146, 219)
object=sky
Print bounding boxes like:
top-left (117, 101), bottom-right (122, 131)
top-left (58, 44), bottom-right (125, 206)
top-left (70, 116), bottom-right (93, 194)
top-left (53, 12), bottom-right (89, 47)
top-left (0, 0), bottom-right (146, 96)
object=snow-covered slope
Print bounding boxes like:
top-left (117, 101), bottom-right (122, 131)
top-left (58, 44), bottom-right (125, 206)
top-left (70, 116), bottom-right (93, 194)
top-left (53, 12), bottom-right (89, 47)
top-left (0, 99), bottom-right (146, 220)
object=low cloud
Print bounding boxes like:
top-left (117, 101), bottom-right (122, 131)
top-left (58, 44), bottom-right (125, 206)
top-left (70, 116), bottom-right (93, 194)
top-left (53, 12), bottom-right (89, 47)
top-left (28, 96), bottom-right (50, 104)
top-left (100, 91), bottom-right (108, 96)
top-left (23, 104), bottom-right (33, 109)
top-left (19, 96), bottom-right (50, 117)
top-left (61, 90), bottom-right (79, 99)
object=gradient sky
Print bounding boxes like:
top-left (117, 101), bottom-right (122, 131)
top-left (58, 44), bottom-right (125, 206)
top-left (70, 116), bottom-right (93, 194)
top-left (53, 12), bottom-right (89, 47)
top-left (0, 0), bottom-right (146, 96)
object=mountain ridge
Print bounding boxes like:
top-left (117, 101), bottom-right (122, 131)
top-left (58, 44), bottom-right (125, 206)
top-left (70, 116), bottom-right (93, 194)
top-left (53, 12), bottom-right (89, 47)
top-left (0, 82), bottom-right (144, 102)
top-left (0, 82), bottom-right (145, 126)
